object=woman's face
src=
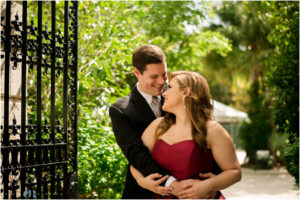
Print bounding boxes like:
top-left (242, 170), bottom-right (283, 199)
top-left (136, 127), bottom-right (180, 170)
top-left (162, 77), bottom-right (184, 112)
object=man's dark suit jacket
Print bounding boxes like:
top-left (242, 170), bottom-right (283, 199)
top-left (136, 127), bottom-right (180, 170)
top-left (109, 86), bottom-right (169, 199)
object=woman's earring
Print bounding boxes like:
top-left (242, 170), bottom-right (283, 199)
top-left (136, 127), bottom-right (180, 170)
top-left (182, 97), bottom-right (186, 110)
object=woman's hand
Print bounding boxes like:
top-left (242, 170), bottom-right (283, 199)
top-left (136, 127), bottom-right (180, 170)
top-left (137, 173), bottom-right (172, 196)
top-left (177, 179), bottom-right (215, 199)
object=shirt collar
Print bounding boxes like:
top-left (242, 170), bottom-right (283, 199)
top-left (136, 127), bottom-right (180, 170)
top-left (136, 82), bottom-right (161, 105)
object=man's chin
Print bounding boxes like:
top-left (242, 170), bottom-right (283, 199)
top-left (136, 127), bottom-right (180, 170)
top-left (154, 91), bottom-right (163, 96)
top-left (151, 89), bottom-right (163, 96)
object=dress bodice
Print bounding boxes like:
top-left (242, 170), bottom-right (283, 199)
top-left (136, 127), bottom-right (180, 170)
top-left (151, 139), bottom-right (225, 199)
top-left (151, 139), bottom-right (214, 180)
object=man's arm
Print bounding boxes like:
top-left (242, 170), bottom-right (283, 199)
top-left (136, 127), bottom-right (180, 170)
top-left (130, 165), bottom-right (171, 195)
top-left (109, 105), bottom-right (169, 177)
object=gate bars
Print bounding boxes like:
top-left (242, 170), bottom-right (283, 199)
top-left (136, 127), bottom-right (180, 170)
top-left (1, 1), bottom-right (78, 198)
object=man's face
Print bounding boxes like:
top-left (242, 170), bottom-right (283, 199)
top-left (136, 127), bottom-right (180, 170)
top-left (134, 61), bottom-right (167, 96)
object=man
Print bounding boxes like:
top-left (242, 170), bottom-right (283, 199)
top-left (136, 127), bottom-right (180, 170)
top-left (109, 44), bottom-right (220, 198)
top-left (109, 44), bottom-right (170, 198)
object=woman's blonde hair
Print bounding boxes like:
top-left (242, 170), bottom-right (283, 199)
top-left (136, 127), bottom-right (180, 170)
top-left (155, 71), bottom-right (214, 152)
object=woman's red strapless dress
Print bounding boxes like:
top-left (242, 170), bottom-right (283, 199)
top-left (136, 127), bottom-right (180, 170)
top-left (151, 139), bottom-right (225, 199)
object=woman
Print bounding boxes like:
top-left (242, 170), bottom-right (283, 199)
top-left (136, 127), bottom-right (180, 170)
top-left (130, 71), bottom-right (241, 199)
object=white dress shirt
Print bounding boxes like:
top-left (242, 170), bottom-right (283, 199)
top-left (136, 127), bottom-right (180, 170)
top-left (136, 82), bottom-right (161, 115)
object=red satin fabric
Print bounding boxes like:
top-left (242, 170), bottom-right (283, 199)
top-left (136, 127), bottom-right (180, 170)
top-left (151, 139), bottom-right (225, 199)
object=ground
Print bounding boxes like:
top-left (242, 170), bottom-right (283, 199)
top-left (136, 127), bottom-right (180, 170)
top-left (221, 150), bottom-right (299, 200)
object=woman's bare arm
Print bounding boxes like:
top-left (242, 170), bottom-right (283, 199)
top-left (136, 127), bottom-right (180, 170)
top-left (206, 121), bottom-right (242, 191)
top-left (177, 121), bottom-right (242, 199)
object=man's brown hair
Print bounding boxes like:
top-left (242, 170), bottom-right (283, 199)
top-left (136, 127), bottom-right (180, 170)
top-left (132, 44), bottom-right (166, 74)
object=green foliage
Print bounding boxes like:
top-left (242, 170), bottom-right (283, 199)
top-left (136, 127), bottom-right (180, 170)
top-left (282, 137), bottom-right (299, 185)
top-left (202, 1), bottom-right (274, 107)
top-left (207, 2), bottom-right (275, 165)
top-left (264, 1), bottom-right (299, 136)
top-left (128, 1), bottom-right (232, 73)
top-left (268, 131), bottom-right (288, 165)
top-left (21, 1), bottom-right (231, 198)
top-left (239, 81), bottom-right (272, 163)
top-left (23, 0), bottom-right (299, 194)
top-left (77, 2), bottom-right (141, 198)
top-left (264, 1), bottom-right (299, 184)
top-left (206, 3), bottom-right (298, 181)
top-left (76, 1), bottom-right (231, 198)
top-left (78, 113), bottom-right (127, 198)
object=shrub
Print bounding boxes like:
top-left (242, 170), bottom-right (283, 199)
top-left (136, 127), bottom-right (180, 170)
top-left (78, 116), bottom-right (127, 198)
top-left (282, 137), bottom-right (299, 185)
top-left (239, 81), bottom-right (273, 164)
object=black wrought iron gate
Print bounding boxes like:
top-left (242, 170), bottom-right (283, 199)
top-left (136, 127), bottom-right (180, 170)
top-left (1, 1), bottom-right (78, 199)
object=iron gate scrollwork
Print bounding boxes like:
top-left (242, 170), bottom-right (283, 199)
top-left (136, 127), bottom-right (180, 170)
top-left (1, 1), bottom-right (78, 199)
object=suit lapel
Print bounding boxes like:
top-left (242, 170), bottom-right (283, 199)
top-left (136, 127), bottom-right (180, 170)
top-left (130, 85), bottom-right (168, 118)
top-left (130, 86), bottom-right (156, 121)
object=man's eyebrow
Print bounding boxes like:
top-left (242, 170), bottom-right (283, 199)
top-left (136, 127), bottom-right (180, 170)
top-left (151, 73), bottom-right (166, 77)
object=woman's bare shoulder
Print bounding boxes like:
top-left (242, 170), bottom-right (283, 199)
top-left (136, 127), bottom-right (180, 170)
top-left (207, 120), bottom-right (223, 132)
top-left (206, 120), bottom-right (228, 140)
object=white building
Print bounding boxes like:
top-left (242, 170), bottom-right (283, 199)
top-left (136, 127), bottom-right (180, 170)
top-left (213, 100), bottom-right (249, 149)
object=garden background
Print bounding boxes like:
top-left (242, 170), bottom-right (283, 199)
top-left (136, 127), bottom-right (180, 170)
top-left (66, 1), bottom-right (298, 198)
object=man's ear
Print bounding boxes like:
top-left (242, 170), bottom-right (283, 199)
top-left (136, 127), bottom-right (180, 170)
top-left (133, 67), bottom-right (140, 79)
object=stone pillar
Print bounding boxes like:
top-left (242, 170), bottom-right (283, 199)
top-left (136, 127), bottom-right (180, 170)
top-left (1, 1), bottom-right (23, 128)
top-left (0, 1), bottom-right (23, 199)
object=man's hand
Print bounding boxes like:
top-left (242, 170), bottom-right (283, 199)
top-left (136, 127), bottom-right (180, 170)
top-left (137, 173), bottom-right (172, 196)
top-left (177, 172), bottom-right (217, 199)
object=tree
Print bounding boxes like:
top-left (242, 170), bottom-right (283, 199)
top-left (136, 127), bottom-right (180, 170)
top-left (23, 1), bottom-right (233, 198)
top-left (202, 1), bottom-right (274, 107)
top-left (128, 1), bottom-right (232, 76)
top-left (239, 81), bottom-right (272, 164)
top-left (76, 1), bottom-right (232, 198)
top-left (264, 1), bottom-right (299, 184)
top-left (203, 1), bottom-right (274, 163)
top-left (205, 2), bottom-right (299, 183)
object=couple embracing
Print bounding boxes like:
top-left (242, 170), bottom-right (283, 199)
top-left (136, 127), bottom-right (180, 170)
top-left (109, 44), bottom-right (241, 199)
